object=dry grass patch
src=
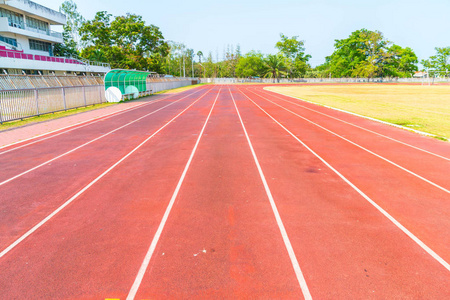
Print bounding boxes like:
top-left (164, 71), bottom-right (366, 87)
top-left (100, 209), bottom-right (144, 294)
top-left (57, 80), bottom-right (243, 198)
top-left (266, 84), bottom-right (450, 140)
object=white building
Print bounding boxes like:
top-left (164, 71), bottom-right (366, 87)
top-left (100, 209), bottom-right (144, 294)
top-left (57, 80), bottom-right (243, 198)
top-left (0, 0), bottom-right (110, 75)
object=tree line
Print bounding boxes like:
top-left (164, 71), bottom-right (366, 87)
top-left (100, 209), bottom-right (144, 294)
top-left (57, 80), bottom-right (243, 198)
top-left (56, 1), bottom-right (449, 79)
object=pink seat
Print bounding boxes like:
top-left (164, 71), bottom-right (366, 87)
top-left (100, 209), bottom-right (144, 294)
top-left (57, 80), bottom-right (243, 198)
top-left (0, 51), bottom-right (6, 57)
top-left (21, 53), bottom-right (27, 59)
top-left (0, 46), bottom-right (5, 50)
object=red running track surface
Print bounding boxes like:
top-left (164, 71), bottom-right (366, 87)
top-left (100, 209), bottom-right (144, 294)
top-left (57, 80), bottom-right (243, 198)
top-left (0, 85), bottom-right (449, 299)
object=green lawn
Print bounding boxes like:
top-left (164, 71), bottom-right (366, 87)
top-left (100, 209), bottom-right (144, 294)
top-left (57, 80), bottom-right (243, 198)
top-left (266, 84), bottom-right (450, 140)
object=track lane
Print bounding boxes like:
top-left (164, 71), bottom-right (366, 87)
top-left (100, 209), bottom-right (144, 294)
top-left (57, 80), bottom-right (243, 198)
top-left (0, 87), bottom-right (221, 298)
top-left (1, 84), bottom-right (449, 299)
top-left (131, 87), bottom-right (306, 299)
top-left (239, 86), bottom-right (450, 263)
top-left (259, 86), bottom-right (450, 160)
top-left (0, 87), bottom-right (207, 184)
top-left (0, 87), bottom-right (212, 250)
top-left (246, 87), bottom-right (450, 190)
top-left (0, 86), bottom-right (206, 152)
top-left (233, 86), bottom-right (450, 299)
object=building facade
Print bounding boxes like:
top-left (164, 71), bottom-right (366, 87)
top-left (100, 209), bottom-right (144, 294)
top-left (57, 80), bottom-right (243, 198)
top-left (0, 0), bottom-right (110, 75)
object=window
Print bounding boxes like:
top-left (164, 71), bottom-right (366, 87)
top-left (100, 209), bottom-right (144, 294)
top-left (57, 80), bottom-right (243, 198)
top-left (0, 35), bottom-right (17, 47)
top-left (29, 39), bottom-right (51, 54)
top-left (0, 8), bottom-right (24, 29)
top-left (26, 17), bottom-right (49, 34)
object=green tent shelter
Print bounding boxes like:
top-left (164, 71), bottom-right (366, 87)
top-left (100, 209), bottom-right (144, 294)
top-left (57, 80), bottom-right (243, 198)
top-left (104, 69), bottom-right (154, 102)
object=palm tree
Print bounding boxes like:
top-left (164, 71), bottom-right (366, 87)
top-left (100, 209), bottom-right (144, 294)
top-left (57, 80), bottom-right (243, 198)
top-left (197, 51), bottom-right (204, 77)
top-left (197, 51), bottom-right (203, 63)
top-left (264, 54), bottom-right (287, 82)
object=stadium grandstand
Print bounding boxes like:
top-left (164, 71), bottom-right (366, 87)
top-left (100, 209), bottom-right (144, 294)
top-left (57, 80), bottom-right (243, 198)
top-left (0, 0), bottom-right (110, 76)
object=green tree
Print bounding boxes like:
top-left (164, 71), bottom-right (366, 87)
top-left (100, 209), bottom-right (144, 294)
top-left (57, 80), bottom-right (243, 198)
top-left (322, 29), bottom-right (417, 78)
top-left (264, 54), bottom-right (287, 82)
top-left (80, 12), bottom-right (168, 71)
top-left (197, 51), bottom-right (203, 63)
top-left (203, 52), bottom-right (216, 78)
top-left (275, 33), bottom-right (311, 77)
top-left (221, 44), bottom-right (240, 77)
top-left (383, 45), bottom-right (418, 77)
top-left (421, 47), bottom-right (450, 77)
top-left (235, 51), bottom-right (265, 78)
top-left (329, 29), bottom-right (389, 77)
top-left (53, 0), bottom-right (84, 57)
top-left (79, 11), bottom-right (113, 51)
top-left (276, 33), bottom-right (310, 61)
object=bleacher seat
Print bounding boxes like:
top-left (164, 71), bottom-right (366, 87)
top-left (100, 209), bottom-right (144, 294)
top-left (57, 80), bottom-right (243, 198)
top-left (0, 48), bottom-right (88, 66)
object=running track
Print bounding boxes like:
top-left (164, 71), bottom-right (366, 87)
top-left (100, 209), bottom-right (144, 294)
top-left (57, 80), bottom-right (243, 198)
top-left (0, 85), bottom-right (449, 299)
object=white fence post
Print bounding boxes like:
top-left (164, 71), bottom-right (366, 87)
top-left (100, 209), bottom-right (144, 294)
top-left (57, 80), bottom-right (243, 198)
top-left (83, 86), bottom-right (87, 106)
top-left (34, 89), bottom-right (39, 115)
top-left (62, 87), bottom-right (67, 110)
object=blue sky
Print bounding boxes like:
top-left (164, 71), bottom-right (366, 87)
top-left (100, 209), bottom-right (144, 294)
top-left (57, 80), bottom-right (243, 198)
top-left (41, 0), bottom-right (450, 66)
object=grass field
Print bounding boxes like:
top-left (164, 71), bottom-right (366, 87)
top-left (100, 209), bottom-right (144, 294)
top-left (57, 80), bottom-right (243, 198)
top-left (266, 84), bottom-right (450, 140)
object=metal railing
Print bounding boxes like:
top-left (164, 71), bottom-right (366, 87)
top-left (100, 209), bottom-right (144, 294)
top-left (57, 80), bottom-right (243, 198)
top-left (0, 74), bottom-right (104, 90)
top-left (0, 84), bottom-right (105, 123)
top-left (0, 47), bottom-right (111, 69)
top-left (49, 30), bottom-right (63, 39)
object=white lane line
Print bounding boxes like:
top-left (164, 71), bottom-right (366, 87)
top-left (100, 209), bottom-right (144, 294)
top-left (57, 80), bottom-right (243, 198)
top-left (244, 88), bottom-right (450, 194)
top-left (0, 87), bottom-right (205, 154)
top-left (229, 87), bottom-right (312, 300)
top-left (0, 88), bottom-right (211, 187)
top-left (239, 88), bottom-right (450, 273)
top-left (0, 87), bottom-right (211, 260)
top-left (262, 87), bottom-right (450, 158)
top-left (126, 88), bottom-right (221, 300)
